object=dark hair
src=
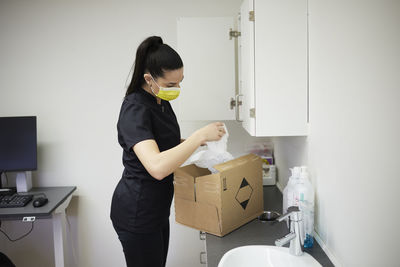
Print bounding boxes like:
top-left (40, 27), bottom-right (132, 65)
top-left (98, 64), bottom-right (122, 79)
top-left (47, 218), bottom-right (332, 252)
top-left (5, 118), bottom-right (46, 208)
top-left (125, 36), bottom-right (183, 96)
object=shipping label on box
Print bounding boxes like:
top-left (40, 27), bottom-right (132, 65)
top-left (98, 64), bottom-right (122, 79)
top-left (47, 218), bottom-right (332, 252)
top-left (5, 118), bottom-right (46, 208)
top-left (173, 154), bottom-right (264, 237)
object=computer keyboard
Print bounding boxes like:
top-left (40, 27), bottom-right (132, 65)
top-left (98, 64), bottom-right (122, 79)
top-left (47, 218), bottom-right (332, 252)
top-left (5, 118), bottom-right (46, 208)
top-left (0, 194), bottom-right (33, 208)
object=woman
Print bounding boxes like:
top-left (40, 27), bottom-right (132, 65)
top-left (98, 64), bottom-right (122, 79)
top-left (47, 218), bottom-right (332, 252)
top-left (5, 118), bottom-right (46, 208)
top-left (110, 36), bottom-right (226, 267)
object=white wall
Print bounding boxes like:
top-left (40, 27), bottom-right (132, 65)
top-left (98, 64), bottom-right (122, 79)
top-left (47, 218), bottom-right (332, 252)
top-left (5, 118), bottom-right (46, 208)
top-left (272, 136), bottom-right (308, 191)
top-left (274, 0), bottom-right (400, 266)
top-left (0, 1), bottom-right (257, 267)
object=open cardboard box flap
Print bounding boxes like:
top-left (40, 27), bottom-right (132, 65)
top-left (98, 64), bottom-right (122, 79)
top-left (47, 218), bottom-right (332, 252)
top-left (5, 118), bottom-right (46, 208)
top-left (213, 153), bottom-right (261, 173)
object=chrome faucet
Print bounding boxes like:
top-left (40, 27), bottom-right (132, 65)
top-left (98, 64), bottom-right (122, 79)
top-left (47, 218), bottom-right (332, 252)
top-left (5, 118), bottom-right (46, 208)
top-left (275, 206), bottom-right (304, 256)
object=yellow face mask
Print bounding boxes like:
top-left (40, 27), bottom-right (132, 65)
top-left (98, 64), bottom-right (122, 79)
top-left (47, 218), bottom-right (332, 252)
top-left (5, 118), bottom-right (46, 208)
top-left (151, 76), bottom-right (181, 101)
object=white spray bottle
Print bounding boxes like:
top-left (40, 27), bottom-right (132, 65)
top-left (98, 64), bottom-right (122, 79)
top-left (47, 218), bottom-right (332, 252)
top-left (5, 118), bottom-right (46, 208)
top-left (293, 166), bottom-right (315, 248)
top-left (282, 167), bottom-right (301, 227)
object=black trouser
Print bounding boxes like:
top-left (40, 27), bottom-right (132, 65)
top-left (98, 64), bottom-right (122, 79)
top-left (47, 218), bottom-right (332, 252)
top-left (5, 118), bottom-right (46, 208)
top-left (115, 222), bottom-right (170, 267)
top-left (0, 252), bottom-right (15, 267)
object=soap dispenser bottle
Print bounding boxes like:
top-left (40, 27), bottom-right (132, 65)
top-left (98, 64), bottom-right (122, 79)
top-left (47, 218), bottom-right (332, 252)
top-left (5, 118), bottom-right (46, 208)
top-left (282, 167), bottom-right (300, 227)
top-left (293, 166), bottom-right (315, 248)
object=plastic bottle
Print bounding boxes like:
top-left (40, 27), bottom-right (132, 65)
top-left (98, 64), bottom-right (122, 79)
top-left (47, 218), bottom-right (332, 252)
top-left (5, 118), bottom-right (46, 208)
top-left (282, 168), bottom-right (292, 218)
top-left (282, 167), bottom-right (301, 227)
top-left (293, 166), bottom-right (315, 248)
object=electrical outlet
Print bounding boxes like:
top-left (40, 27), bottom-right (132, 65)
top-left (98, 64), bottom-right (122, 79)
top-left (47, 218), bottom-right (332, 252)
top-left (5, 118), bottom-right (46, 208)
top-left (22, 216), bottom-right (35, 222)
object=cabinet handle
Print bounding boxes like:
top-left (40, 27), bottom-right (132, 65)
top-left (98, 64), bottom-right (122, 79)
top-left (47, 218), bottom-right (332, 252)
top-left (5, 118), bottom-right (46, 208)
top-left (199, 231), bottom-right (206, 240)
top-left (235, 94), bottom-right (243, 122)
top-left (200, 252), bottom-right (207, 264)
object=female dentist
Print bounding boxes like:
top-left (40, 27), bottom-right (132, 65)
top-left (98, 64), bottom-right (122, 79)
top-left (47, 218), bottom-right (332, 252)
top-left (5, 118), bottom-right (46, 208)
top-left (110, 36), bottom-right (225, 267)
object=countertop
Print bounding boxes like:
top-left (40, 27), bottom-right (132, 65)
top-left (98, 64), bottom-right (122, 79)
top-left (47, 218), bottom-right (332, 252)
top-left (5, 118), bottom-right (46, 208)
top-left (205, 186), bottom-right (334, 267)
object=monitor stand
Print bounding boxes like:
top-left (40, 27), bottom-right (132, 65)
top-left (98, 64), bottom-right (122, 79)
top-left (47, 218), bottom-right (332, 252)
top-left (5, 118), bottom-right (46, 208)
top-left (16, 171), bottom-right (32, 192)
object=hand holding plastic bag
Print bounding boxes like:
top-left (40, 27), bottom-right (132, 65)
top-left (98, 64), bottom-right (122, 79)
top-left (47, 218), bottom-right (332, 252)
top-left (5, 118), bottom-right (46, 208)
top-left (187, 124), bottom-right (233, 173)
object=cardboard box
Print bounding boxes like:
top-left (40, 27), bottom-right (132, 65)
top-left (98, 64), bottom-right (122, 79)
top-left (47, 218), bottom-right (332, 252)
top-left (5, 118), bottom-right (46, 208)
top-left (173, 153), bottom-right (264, 237)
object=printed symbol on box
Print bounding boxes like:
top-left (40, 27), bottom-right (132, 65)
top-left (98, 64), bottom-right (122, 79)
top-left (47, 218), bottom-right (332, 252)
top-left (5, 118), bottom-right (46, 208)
top-left (235, 178), bottom-right (253, 210)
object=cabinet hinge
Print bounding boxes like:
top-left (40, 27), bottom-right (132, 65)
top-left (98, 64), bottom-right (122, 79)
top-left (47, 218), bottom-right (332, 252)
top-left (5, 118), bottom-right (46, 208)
top-left (249, 11), bottom-right (255, 22)
top-left (250, 108), bottom-right (255, 118)
top-left (230, 97), bottom-right (242, 109)
top-left (229, 28), bottom-right (241, 40)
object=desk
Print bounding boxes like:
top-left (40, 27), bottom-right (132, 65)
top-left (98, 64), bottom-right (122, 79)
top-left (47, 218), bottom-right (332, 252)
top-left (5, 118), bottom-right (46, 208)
top-left (0, 186), bottom-right (77, 267)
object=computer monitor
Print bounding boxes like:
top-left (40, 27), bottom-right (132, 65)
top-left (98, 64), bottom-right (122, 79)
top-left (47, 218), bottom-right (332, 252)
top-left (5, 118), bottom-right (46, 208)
top-left (0, 116), bottom-right (37, 191)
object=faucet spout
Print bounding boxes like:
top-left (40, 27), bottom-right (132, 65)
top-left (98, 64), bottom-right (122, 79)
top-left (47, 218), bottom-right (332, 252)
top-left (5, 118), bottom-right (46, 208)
top-left (275, 232), bottom-right (296, 247)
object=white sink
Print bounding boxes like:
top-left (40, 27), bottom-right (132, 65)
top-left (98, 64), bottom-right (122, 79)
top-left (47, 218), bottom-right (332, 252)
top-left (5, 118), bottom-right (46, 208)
top-left (218, 245), bottom-right (322, 267)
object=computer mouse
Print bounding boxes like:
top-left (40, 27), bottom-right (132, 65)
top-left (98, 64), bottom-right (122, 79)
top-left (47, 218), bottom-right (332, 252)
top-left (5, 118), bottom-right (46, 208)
top-left (33, 197), bottom-right (48, 208)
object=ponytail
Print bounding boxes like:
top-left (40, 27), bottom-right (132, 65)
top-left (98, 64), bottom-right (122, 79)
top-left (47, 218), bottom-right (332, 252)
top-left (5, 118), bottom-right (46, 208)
top-left (125, 36), bottom-right (183, 96)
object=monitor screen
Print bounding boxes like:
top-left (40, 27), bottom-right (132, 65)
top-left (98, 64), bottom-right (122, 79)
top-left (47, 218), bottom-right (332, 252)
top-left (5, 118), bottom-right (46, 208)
top-left (0, 116), bottom-right (37, 172)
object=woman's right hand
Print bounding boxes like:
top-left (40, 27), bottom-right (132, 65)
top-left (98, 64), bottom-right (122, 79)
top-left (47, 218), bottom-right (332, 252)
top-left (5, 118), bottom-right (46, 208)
top-left (195, 122), bottom-right (226, 145)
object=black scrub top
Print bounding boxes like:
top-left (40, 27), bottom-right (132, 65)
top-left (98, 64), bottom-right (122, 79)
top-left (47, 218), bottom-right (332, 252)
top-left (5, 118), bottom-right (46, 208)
top-left (110, 87), bottom-right (180, 233)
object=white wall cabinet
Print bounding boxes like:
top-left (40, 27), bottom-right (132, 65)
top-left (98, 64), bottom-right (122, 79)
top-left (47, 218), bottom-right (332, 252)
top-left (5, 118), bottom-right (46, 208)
top-left (176, 1), bottom-right (308, 136)
top-left (238, 0), bottom-right (308, 136)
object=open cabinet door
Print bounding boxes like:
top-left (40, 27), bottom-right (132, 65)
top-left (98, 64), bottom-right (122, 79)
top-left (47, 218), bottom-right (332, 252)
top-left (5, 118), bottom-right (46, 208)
top-left (176, 17), bottom-right (235, 121)
top-left (239, 0), bottom-right (256, 135)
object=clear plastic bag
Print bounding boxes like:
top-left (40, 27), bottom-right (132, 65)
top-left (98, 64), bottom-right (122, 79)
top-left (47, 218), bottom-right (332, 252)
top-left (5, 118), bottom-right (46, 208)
top-left (187, 124), bottom-right (233, 173)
